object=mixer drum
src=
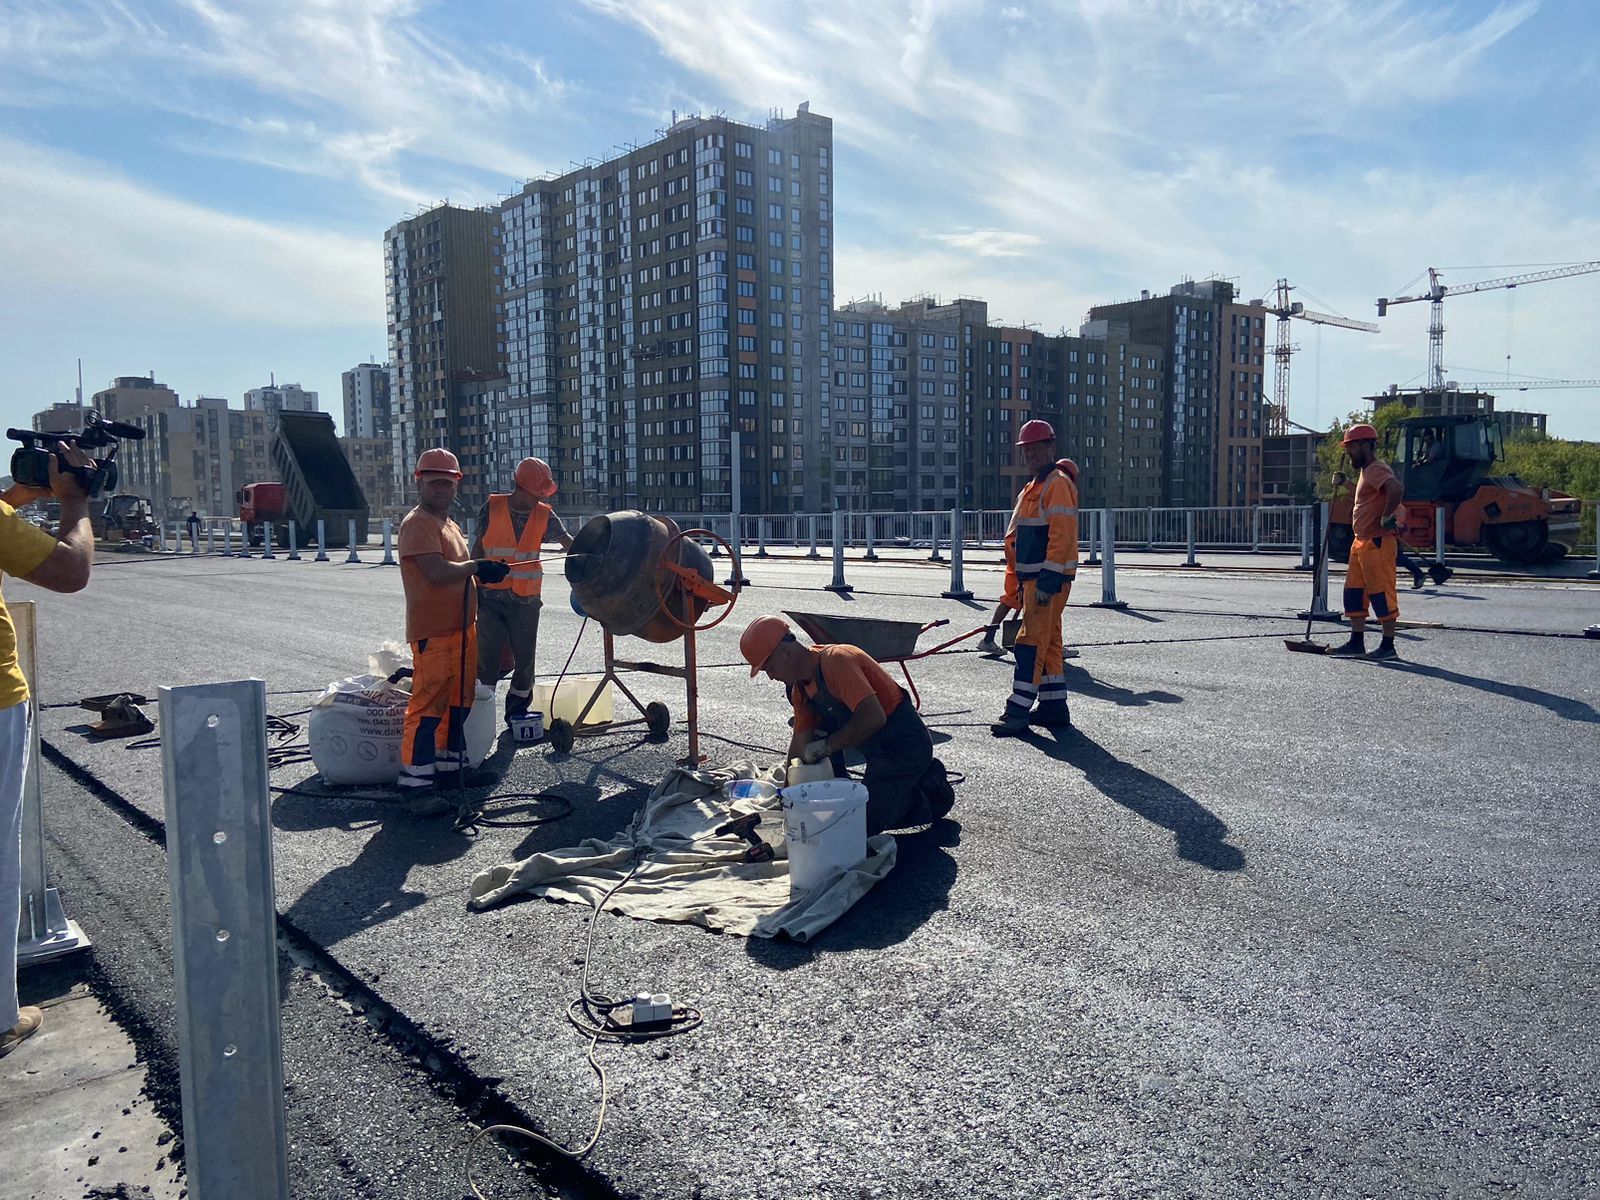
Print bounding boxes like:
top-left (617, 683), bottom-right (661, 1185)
top-left (564, 512), bottom-right (715, 643)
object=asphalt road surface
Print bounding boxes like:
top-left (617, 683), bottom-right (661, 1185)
top-left (13, 548), bottom-right (1600, 1199)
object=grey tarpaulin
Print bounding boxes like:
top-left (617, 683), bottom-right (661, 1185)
top-left (466, 761), bottom-right (896, 941)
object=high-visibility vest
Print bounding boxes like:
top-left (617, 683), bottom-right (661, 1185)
top-left (481, 494), bottom-right (551, 597)
top-left (1008, 467), bottom-right (1079, 596)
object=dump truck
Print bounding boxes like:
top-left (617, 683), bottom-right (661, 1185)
top-left (1387, 414), bottom-right (1579, 565)
top-left (238, 411), bottom-right (369, 547)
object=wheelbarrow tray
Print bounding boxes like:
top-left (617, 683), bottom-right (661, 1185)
top-left (785, 610), bottom-right (927, 660)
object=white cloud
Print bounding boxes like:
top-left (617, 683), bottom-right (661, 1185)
top-left (926, 229), bottom-right (1043, 258)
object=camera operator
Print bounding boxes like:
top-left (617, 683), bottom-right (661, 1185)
top-left (1, 440), bottom-right (95, 1059)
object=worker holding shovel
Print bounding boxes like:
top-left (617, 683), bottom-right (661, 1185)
top-left (1331, 425), bottom-right (1406, 661)
top-left (470, 457), bottom-right (573, 724)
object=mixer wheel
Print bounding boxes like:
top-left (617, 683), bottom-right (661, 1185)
top-left (548, 718), bottom-right (575, 754)
top-left (644, 702), bottom-right (671, 740)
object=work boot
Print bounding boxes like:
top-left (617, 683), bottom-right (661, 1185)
top-left (976, 632), bottom-right (1002, 655)
top-left (434, 766), bottom-right (500, 792)
top-left (0, 1007), bottom-right (43, 1059)
top-left (1327, 636), bottom-right (1367, 657)
top-left (1364, 639), bottom-right (1400, 662)
top-left (922, 760), bottom-right (956, 822)
top-left (990, 711), bottom-right (1030, 737)
top-left (504, 689), bottom-right (531, 724)
top-left (1028, 702), bottom-right (1072, 729)
top-left (1410, 567), bottom-right (1426, 590)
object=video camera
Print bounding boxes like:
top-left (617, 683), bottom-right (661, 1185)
top-left (6, 412), bottom-right (145, 499)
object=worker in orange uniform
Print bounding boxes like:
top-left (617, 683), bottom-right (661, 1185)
top-left (741, 615), bottom-right (954, 835)
top-left (1330, 424), bottom-right (1406, 660)
top-left (992, 421), bottom-right (1078, 736)
top-left (470, 457), bottom-right (573, 724)
top-left (396, 448), bottom-right (509, 804)
top-left (977, 457), bottom-right (1078, 657)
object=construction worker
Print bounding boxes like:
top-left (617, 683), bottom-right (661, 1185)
top-left (1332, 424), bottom-right (1406, 660)
top-left (977, 458), bottom-right (1078, 657)
top-left (993, 421), bottom-right (1077, 736)
top-left (470, 457), bottom-right (573, 723)
top-left (396, 448), bottom-right (509, 804)
top-left (740, 615), bottom-right (955, 835)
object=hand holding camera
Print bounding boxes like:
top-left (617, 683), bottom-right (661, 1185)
top-left (5, 412), bottom-right (145, 501)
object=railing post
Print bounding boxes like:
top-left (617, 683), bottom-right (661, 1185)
top-left (807, 514), bottom-right (820, 559)
top-left (381, 518), bottom-right (397, 566)
top-left (825, 513), bottom-right (853, 593)
top-left (725, 516), bottom-right (751, 588)
top-left (160, 679), bottom-right (291, 1200)
top-left (1250, 506), bottom-right (1262, 554)
top-left (1145, 506), bottom-right (1155, 551)
top-left (314, 519), bottom-right (329, 563)
top-left (14, 601), bottom-right (90, 966)
top-left (1296, 507), bottom-right (1313, 570)
top-left (260, 523), bottom-right (275, 560)
top-left (864, 514), bottom-right (878, 562)
top-left (929, 512), bottom-right (945, 562)
top-left (345, 518), bottom-right (361, 564)
top-left (1182, 509), bottom-right (1203, 568)
top-left (207, 525), bottom-right (216, 556)
top-left (756, 516), bottom-right (769, 558)
top-left (155, 520), bottom-right (166, 553)
top-left (286, 521), bottom-right (300, 561)
top-left (1085, 508), bottom-right (1101, 566)
top-left (1434, 506), bottom-right (1447, 567)
top-left (221, 523), bottom-right (233, 558)
top-left (1092, 509), bottom-right (1128, 608)
top-left (942, 506), bottom-right (973, 599)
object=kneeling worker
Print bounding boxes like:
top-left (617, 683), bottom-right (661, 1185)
top-left (740, 616), bottom-right (954, 834)
top-left (470, 457), bottom-right (573, 723)
top-left (397, 448), bottom-right (510, 802)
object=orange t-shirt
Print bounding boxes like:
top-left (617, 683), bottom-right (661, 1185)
top-left (1352, 461), bottom-right (1398, 539)
top-left (398, 507), bottom-right (475, 642)
top-left (791, 644), bottom-right (903, 733)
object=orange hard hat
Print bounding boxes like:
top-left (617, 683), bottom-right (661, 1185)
top-left (513, 457), bottom-right (557, 497)
top-left (1055, 458), bottom-right (1079, 480)
top-left (414, 447), bottom-right (462, 478)
top-left (1341, 423), bottom-right (1379, 447)
top-left (740, 615), bottom-right (792, 678)
top-left (1016, 419), bottom-right (1055, 446)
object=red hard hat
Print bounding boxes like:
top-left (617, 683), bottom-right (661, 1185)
top-left (1055, 458), bottom-right (1079, 481)
top-left (513, 457), bottom-right (557, 498)
top-left (414, 447), bottom-right (462, 478)
top-left (1016, 419), bottom-right (1056, 446)
top-left (1341, 423), bottom-right (1379, 447)
top-left (740, 615), bottom-right (792, 678)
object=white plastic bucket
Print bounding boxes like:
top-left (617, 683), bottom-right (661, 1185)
top-left (507, 711), bottom-right (545, 744)
top-left (781, 780), bottom-right (868, 894)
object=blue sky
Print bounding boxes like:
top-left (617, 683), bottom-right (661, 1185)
top-left (3, 0), bottom-right (1599, 443)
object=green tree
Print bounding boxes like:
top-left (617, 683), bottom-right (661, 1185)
top-left (1502, 431), bottom-right (1600, 498)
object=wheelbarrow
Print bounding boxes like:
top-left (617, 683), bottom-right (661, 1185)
top-left (782, 611), bottom-right (987, 709)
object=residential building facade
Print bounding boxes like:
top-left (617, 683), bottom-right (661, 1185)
top-left (341, 435), bottom-right (398, 515)
top-left (341, 363), bottom-right (393, 440)
top-left (244, 382), bottom-right (319, 430)
top-left (92, 375), bottom-right (179, 422)
top-left (31, 402), bottom-right (87, 433)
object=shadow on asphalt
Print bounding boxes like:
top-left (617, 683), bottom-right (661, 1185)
top-left (1033, 727), bottom-right (1245, 871)
top-left (744, 821), bottom-right (960, 968)
top-left (1376, 661), bottom-right (1599, 723)
top-left (1100, 606), bottom-right (1163, 623)
top-left (1061, 664), bottom-right (1183, 708)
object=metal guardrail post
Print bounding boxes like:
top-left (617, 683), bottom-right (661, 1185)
top-left (1296, 507), bottom-right (1313, 570)
top-left (259, 523), bottom-right (274, 560)
top-left (1085, 509), bottom-right (1101, 566)
top-left (314, 519), bottom-right (329, 563)
top-left (1182, 509), bottom-right (1203, 568)
top-left (160, 679), bottom-right (291, 1200)
top-left (1092, 509), bottom-right (1128, 608)
top-left (942, 506), bottom-right (973, 599)
top-left (825, 514), bottom-right (853, 593)
top-left (345, 519), bottom-right (361, 564)
top-left (14, 602), bottom-right (90, 966)
top-left (1434, 507), bottom-right (1447, 566)
top-left (1250, 506), bottom-right (1262, 554)
top-left (929, 512), bottom-right (945, 562)
top-left (221, 524), bottom-right (233, 558)
top-left (807, 515), bottom-right (820, 559)
top-left (381, 518), bottom-right (397, 566)
top-left (206, 525), bottom-right (216, 556)
top-left (864, 514), bottom-right (877, 562)
top-left (756, 517), bottom-right (768, 558)
top-left (725, 520), bottom-right (751, 587)
top-left (1145, 506), bottom-right (1155, 551)
top-left (286, 521), bottom-right (300, 561)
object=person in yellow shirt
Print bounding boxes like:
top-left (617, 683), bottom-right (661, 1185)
top-left (1, 441), bottom-right (96, 1059)
top-left (469, 458), bottom-right (573, 724)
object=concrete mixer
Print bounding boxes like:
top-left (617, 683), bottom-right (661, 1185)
top-left (549, 512), bottom-right (738, 761)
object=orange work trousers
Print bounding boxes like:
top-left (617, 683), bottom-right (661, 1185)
top-left (398, 628), bottom-right (476, 791)
top-left (1005, 580), bottom-right (1070, 717)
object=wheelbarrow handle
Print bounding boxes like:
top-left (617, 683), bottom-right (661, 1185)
top-left (919, 618), bottom-right (951, 633)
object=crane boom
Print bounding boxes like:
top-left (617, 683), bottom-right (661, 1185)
top-left (1295, 308), bottom-right (1380, 333)
top-left (1483, 378), bottom-right (1600, 391)
top-left (1375, 262), bottom-right (1600, 390)
top-left (1266, 278), bottom-right (1378, 434)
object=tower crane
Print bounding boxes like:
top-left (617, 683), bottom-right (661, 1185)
top-left (1376, 262), bottom-right (1600, 391)
top-left (1481, 378), bottom-right (1600, 392)
top-left (1264, 279), bottom-right (1379, 435)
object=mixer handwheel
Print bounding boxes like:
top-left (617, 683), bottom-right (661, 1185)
top-left (548, 718), bottom-right (575, 755)
top-left (644, 701), bottom-right (671, 740)
top-left (656, 527), bottom-right (742, 632)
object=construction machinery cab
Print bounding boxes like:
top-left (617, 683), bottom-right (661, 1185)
top-left (1392, 415), bottom-right (1501, 503)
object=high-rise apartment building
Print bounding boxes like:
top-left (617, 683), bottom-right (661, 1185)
top-left (492, 106), bottom-right (834, 515)
top-left (384, 204), bottom-right (499, 505)
top-left (119, 398), bottom-right (275, 517)
top-left (31, 402), bottom-right (87, 433)
top-left (341, 363), bottom-right (392, 439)
top-left (340, 435), bottom-right (398, 514)
top-left (92, 375), bottom-right (179, 422)
top-left (244, 381), bottom-right (319, 431)
top-left (1089, 280), bottom-right (1270, 507)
